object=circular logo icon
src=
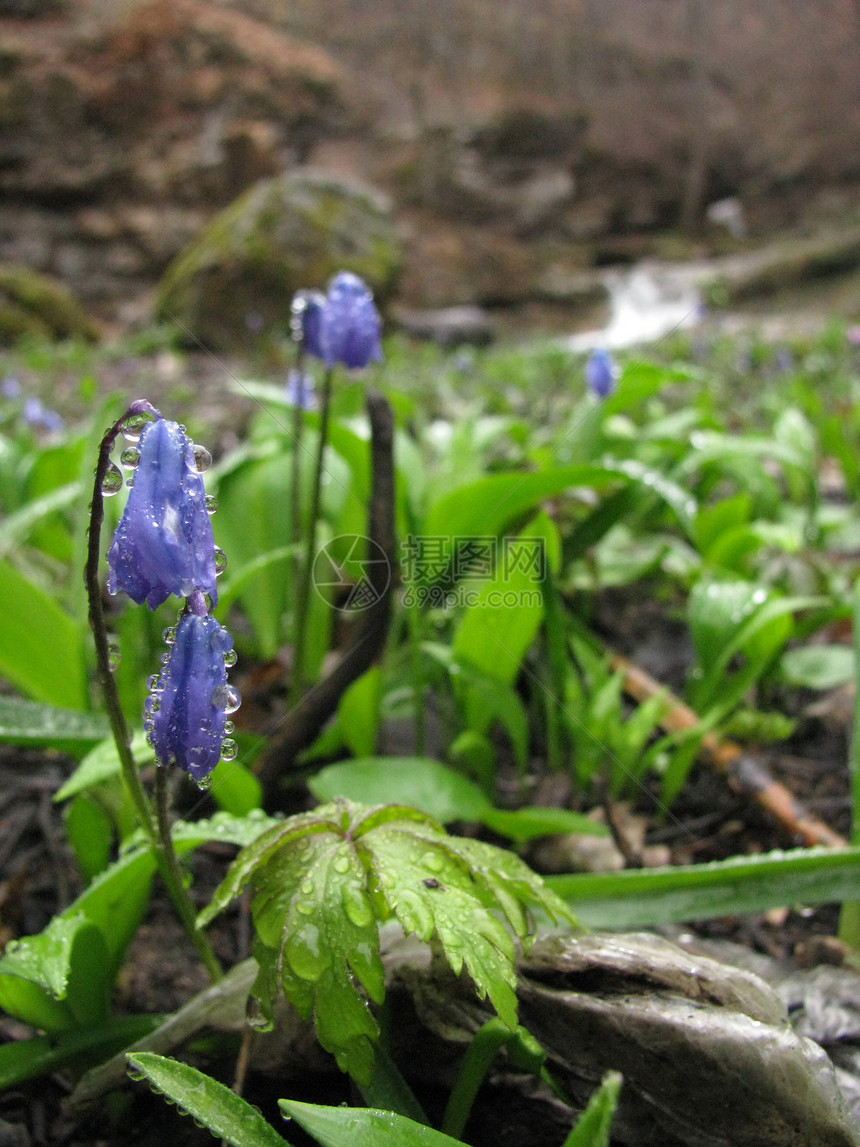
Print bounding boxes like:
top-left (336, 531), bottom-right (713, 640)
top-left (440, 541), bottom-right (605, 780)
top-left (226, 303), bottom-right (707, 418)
top-left (312, 534), bottom-right (390, 612)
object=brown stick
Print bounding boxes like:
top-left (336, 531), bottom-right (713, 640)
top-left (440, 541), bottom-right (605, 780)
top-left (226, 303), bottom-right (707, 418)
top-left (609, 652), bottom-right (847, 849)
top-left (256, 388), bottom-right (396, 806)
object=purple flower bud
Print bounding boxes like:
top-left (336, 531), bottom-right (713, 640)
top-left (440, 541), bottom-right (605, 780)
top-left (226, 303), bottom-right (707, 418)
top-left (285, 368), bottom-right (315, 410)
top-left (145, 610), bottom-right (239, 784)
top-left (291, 289), bottom-right (326, 358)
top-left (107, 418), bottom-right (217, 610)
top-left (22, 396), bottom-right (63, 432)
top-left (311, 272), bottom-right (383, 370)
top-left (585, 348), bottom-right (617, 400)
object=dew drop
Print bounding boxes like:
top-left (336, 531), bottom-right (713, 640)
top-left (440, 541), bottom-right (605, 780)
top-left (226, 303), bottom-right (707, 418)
top-left (125, 475), bottom-right (135, 488)
top-left (120, 410), bottom-right (155, 442)
top-left (188, 443), bottom-right (212, 472)
top-left (212, 684), bottom-right (241, 713)
top-left (223, 648), bottom-right (238, 667)
top-left (220, 738), bottom-right (237, 761)
top-left (161, 651), bottom-right (171, 665)
top-left (101, 462), bottom-right (123, 495)
top-left (196, 773), bottom-right (213, 792)
top-left (213, 547), bottom-right (228, 576)
top-left (422, 850), bottom-right (444, 874)
top-left (205, 494), bottom-right (218, 514)
top-left (396, 889), bottom-right (433, 937)
top-left (246, 998), bottom-right (272, 1031)
top-left (162, 626), bottom-right (177, 645)
top-left (300, 878), bottom-right (315, 896)
top-left (127, 1067), bottom-right (147, 1083)
top-left (296, 900), bottom-right (315, 916)
top-left (332, 855), bottom-right (350, 875)
top-left (285, 925), bottom-right (325, 981)
top-left (120, 446), bottom-right (141, 470)
top-left (223, 719), bottom-right (234, 735)
top-left (107, 641), bottom-right (122, 672)
top-left (209, 626), bottom-right (233, 656)
top-left (146, 674), bottom-right (161, 691)
top-left (341, 883), bottom-right (373, 928)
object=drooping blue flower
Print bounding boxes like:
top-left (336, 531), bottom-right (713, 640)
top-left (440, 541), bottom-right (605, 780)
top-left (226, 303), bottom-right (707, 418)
top-left (23, 396), bottom-right (63, 432)
top-left (306, 272), bottom-right (383, 370)
top-left (107, 417), bottom-right (217, 610)
top-left (145, 608), bottom-right (239, 784)
top-left (585, 348), bottom-right (617, 400)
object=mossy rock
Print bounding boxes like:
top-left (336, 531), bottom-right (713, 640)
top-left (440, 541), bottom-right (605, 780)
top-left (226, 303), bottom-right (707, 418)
top-left (155, 170), bottom-right (403, 351)
top-left (0, 265), bottom-right (99, 344)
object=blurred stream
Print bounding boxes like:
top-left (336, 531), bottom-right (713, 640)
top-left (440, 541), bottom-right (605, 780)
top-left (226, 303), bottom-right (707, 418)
top-left (561, 261), bottom-right (704, 352)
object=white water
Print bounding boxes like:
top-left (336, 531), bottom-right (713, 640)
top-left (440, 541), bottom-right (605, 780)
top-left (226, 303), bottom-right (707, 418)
top-left (561, 261), bottom-right (704, 352)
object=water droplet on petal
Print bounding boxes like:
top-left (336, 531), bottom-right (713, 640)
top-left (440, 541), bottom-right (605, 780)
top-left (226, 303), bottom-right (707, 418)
top-left (213, 547), bottom-right (227, 576)
top-left (246, 998), bottom-right (272, 1031)
top-left (196, 773), bottom-right (213, 792)
top-left (120, 410), bottom-right (155, 442)
top-left (205, 494), bottom-right (218, 514)
top-left (125, 475), bottom-right (135, 488)
top-left (101, 462), bottom-right (123, 495)
top-left (187, 443), bottom-right (212, 472)
top-left (223, 719), bottom-right (234, 735)
top-left (210, 626), bottom-right (233, 656)
top-left (162, 626), bottom-right (177, 645)
top-left (120, 446), bottom-right (141, 470)
top-left (220, 738), bottom-right (237, 761)
top-left (212, 684), bottom-right (241, 713)
top-left (223, 648), bottom-right (237, 667)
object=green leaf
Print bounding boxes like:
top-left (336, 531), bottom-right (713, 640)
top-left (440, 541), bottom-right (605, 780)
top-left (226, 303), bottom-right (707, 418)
top-left (54, 730), bottom-right (154, 803)
top-left (310, 758), bottom-right (490, 823)
top-left (422, 465), bottom-right (624, 571)
top-left (208, 758), bottom-right (263, 816)
top-left (0, 560), bottom-right (88, 709)
top-left (128, 1053), bottom-right (291, 1147)
top-left (64, 795), bottom-right (114, 882)
top-left (0, 1015), bottom-right (161, 1090)
top-left (562, 1071), bottom-right (622, 1147)
top-left (339, 667), bottom-right (383, 758)
top-left (548, 846), bottom-right (860, 929)
top-left (0, 481), bottom-right (81, 561)
top-left (780, 644), bottom-right (855, 690)
top-left (280, 1101), bottom-right (467, 1147)
top-left (308, 759), bottom-right (607, 844)
top-left (0, 696), bottom-right (108, 747)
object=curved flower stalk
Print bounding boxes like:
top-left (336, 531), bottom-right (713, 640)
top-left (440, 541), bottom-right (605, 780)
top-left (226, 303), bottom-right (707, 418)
top-left (86, 400), bottom-right (231, 981)
top-left (146, 595), bottom-right (239, 787)
top-left (107, 417), bottom-right (218, 609)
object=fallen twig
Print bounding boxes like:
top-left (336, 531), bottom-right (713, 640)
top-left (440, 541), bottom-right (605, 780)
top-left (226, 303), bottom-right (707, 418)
top-left (609, 652), bottom-right (847, 849)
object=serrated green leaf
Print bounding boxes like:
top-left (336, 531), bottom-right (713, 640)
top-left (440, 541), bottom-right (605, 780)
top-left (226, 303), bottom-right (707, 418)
top-left (128, 1053), bottom-right (291, 1147)
top-left (197, 808), bottom-right (344, 928)
top-left (280, 1100), bottom-right (467, 1147)
top-left (0, 696), bottom-right (108, 746)
top-left (249, 831), bottom-right (383, 1083)
top-left (362, 820), bottom-right (519, 1029)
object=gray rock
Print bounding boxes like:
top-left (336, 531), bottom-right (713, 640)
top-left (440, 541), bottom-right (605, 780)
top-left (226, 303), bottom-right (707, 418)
top-left (392, 304), bottom-right (494, 347)
top-left (155, 170), bottom-right (402, 351)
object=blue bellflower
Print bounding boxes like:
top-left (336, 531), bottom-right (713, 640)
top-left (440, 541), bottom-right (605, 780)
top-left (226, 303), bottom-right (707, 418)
top-left (303, 272), bottom-right (383, 370)
top-left (585, 348), bottom-right (617, 400)
top-left (107, 418), bottom-right (217, 610)
top-left (145, 609), bottom-right (238, 783)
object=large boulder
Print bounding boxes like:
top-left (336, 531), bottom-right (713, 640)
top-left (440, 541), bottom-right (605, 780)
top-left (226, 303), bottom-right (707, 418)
top-left (155, 171), bottom-right (402, 350)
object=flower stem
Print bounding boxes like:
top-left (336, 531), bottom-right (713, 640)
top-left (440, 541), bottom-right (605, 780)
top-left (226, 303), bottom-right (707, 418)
top-left (85, 402), bottom-right (221, 982)
top-left (289, 367), bottom-right (334, 708)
